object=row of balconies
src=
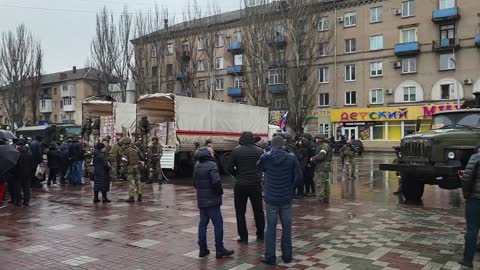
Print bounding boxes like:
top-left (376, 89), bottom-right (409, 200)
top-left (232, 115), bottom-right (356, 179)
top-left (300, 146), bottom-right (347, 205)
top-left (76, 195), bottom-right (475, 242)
top-left (394, 34), bottom-right (479, 56)
top-left (39, 98), bottom-right (76, 113)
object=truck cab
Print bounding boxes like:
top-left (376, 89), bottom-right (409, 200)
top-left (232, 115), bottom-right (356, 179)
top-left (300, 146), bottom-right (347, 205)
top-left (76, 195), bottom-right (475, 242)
top-left (380, 108), bottom-right (480, 201)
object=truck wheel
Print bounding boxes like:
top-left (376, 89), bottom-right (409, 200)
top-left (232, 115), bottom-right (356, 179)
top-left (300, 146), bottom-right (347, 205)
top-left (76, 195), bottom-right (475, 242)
top-left (400, 173), bottom-right (424, 202)
top-left (218, 152), bottom-right (231, 175)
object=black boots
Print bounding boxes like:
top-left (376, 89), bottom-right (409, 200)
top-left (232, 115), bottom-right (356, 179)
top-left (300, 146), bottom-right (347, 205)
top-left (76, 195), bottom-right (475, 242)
top-left (216, 248), bottom-right (234, 259)
top-left (125, 197), bottom-right (135, 203)
top-left (137, 194), bottom-right (143, 202)
top-left (199, 249), bottom-right (210, 258)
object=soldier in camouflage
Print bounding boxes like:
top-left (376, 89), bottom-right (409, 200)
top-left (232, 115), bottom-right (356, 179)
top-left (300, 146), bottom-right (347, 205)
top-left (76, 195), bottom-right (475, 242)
top-left (120, 137), bottom-right (144, 203)
top-left (311, 134), bottom-right (333, 203)
top-left (134, 140), bottom-right (149, 183)
top-left (340, 140), bottom-right (356, 179)
top-left (108, 136), bottom-right (123, 180)
top-left (147, 136), bottom-right (163, 184)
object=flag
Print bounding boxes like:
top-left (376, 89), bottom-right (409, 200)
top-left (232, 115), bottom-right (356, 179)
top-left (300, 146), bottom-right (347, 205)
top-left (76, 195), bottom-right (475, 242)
top-left (278, 112), bottom-right (288, 131)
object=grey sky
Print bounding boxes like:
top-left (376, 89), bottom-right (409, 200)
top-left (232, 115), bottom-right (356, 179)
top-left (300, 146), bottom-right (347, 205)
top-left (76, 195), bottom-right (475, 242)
top-left (0, 0), bottom-right (240, 73)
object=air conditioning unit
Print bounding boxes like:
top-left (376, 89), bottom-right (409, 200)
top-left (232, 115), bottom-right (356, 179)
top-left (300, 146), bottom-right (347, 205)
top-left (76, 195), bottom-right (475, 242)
top-left (385, 89), bottom-right (393, 95)
top-left (225, 34), bottom-right (231, 39)
top-left (464, 79), bottom-right (473, 85)
top-left (394, 9), bottom-right (402, 15)
top-left (337, 17), bottom-right (344, 23)
top-left (393, 61), bottom-right (402, 68)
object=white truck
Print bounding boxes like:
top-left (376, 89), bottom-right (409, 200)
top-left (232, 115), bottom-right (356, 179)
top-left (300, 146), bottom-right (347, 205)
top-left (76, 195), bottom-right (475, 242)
top-left (137, 93), bottom-right (276, 175)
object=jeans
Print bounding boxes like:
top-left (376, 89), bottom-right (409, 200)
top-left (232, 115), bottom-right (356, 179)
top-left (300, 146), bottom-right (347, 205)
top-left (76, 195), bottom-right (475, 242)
top-left (234, 185), bottom-right (265, 241)
top-left (265, 203), bottom-right (292, 264)
top-left (70, 161), bottom-right (83, 185)
top-left (198, 206), bottom-right (224, 252)
top-left (464, 198), bottom-right (480, 264)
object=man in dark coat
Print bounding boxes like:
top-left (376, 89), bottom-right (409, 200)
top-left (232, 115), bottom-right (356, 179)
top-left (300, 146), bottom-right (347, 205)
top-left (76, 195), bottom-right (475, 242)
top-left (227, 131), bottom-right (265, 243)
top-left (29, 136), bottom-right (44, 188)
top-left (14, 140), bottom-right (34, 207)
top-left (459, 149), bottom-right (480, 268)
top-left (47, 143), bottom-right (62, 186)
top-left (59, 138), bottom-right (73, 184)
top-left (193, 147), bottom-right (234, 259)
top-left (68, 137), bottom-right (84, 185)
top-left (257, 136), bottom-right (302, 265)
top-left (93, 143), bottom-right (111, 203)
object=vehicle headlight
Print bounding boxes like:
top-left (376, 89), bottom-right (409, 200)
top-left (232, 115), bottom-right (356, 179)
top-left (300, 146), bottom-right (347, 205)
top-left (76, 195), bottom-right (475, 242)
top-left (447, 152), bottom-right (455, 160)
top-left (397, 151), bottom-right (403, 158)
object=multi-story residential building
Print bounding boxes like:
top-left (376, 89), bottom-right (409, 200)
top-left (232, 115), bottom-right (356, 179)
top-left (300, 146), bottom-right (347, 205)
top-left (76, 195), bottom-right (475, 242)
top-left (134, 0), bottom-right (480, 150)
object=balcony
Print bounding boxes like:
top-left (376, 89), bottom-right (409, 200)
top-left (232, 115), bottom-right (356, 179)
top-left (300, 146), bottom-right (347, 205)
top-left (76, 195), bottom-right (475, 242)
top-left (267, 35), bottom-right (287, 48)
top-left (394, 42), bottom-right (419, 56)
top-left (227, 87), bottom-right (245, 97)
top-left (176, 71), bottom-right (191, 80)
top-left (226, 65), bottom-right (246, 75)
top-left (227, 41), bottom-right (243, 53)
top-left (268, 59), bottom-right (287, 69)
top-left (432, 38), bottom-right (459, 52)
top-left (268, 84), bottom-right (287, 94)
top-left (178, 50), bottom-right (191, 61)
top-left (475, 34), bottom-right (480, 47)
top-left (60, 84), bottom-right (76, 97)
top-left (63, 98), bottom-right (76, 112)
top-left (39, 99), bottom-right (52, 113)
top-left (432, 7), bottom-right (459, 23)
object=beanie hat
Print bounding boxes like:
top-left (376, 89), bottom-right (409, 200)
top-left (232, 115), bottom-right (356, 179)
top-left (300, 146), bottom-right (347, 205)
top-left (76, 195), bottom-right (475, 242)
top-left (95, 143), bottom-right (106, 151)
top-left (271, 136), bottom-right (285, 148)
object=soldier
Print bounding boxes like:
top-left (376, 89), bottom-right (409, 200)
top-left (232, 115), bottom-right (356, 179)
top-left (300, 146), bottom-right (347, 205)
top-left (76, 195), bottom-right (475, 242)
top-left (147, 136), bottom-right (163, 184)
top-left (139, 116), bottom-right (150, 142)
top-left (108, 135), bottom-right (123, 180)
top-left (92, 118), bottom-right (101, 143)
top-left (340, 140), bottom-right (356, 179)
top-left (134, 140), bottom-right (149, 183)
top-left (102, 136), bottom-right (111, 153)
top-left (81, 118), bottom-right (93, 142)
top-left (310, 134), bottom-right (333, 203)
top-left (120, 137), bottom-right (144, 203)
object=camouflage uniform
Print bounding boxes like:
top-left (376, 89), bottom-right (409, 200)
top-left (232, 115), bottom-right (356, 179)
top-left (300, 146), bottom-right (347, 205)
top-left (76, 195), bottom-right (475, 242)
top-left (311, 134), bottom-right (333, 203)
top-left (92, 118), bottom-right (101, 143)
top-left (108, 139), bottom-right (123, 180)
top-left (147, 137), bottom-right (163, 184)
top-left (120, 137), bottom-right (144, 202)
top-left (81, 118), bottom-right (93, 142)
top-left (340, 142), bottom-right (356, 179)
top-left (135, 140), bottom-right (149, 182)
top-left (138, 116), bottom-right (150, 142)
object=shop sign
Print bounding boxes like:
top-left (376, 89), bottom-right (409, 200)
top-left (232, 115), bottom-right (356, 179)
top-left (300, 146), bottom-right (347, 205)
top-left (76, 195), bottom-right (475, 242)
top-left (306, 109), bottom-right (330, 119)
top-left (339, 108), bottom-right (408, 122)
top-left (341, 122), bottom-right (375, 127)
top-left (422, 104), bottom-right (461, 118)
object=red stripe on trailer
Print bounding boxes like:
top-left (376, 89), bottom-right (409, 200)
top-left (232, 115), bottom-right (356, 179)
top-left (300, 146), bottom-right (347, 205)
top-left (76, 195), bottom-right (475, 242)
top-left (176, 129), bottom-right (268, 137)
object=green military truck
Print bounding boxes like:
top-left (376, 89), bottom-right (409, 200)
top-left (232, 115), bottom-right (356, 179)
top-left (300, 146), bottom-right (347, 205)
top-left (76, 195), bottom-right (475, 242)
top-left (380, 97), bottom-right (480, 201)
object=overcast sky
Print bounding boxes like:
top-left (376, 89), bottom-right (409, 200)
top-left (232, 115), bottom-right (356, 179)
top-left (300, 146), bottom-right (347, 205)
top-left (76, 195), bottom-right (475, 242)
top-left (0, 0), bottom-right (240, 73)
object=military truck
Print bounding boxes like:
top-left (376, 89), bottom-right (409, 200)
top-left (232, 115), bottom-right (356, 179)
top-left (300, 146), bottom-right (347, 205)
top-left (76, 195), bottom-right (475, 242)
top-left (380, 95), bottom-right (480, 201)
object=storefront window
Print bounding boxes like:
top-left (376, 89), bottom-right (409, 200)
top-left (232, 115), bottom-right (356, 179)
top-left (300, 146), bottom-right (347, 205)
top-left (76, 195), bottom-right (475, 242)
top-left (403, 120), bottom-right (416, 137)
top-left (388, 122), bottom-right (401, 140)
top-left (372, 124), bottom-right (384, 140)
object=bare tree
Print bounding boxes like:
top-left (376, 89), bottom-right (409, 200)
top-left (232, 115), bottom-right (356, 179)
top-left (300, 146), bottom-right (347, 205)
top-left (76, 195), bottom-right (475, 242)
top-left (0, 24), bottom-right (43, 130)
top-left (29, 44), bottom-right (43, 124)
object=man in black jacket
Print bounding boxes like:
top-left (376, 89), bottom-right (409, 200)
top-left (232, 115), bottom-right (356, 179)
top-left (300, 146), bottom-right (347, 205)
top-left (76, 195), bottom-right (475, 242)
top-left (460, 149), bottom-right (480, 269)
top-left (227, 131), bottom-right (265, 243)
top-left (68, 137), bottom-right (84, 185)
top-left (14, 140), bottom-right (34, 206)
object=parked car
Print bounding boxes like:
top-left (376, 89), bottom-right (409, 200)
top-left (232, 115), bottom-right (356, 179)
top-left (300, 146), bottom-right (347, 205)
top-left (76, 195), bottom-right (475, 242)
top-left (332, 139), bottom-right (364, 155)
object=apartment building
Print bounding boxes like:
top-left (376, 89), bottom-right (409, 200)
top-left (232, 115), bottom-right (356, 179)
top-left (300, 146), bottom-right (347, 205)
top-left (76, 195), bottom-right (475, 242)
top-left (134, 0), bottom-right (480, 149)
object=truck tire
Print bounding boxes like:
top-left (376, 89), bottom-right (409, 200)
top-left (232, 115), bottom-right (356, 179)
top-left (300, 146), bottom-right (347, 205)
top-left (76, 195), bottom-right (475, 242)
top-left (400, 173), bottom-right (424, 202)
top-left (218, 152), bottom-right (231, 175)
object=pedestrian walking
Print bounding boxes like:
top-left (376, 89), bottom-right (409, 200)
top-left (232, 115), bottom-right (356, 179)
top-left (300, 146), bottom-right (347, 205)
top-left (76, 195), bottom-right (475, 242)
top-left (120, 137), bottom-right (144, 203)
top-left (193, 146), bottom-right (234, 259)
top-left (257, 136), bottom-right (302, 265)
top-left (30, 136), bottom-right (44, 188)
top-left (68, 137), bottom-right (84, 186)
top-left (47, 143), bottom-right (62, 186)
top-left (459, 149), bottom-right (480, 269)
top-left (227, 131), bottom-right (265, 244)
top-left (13, 140), bottom-right (34, 207)
top-left (340, 140), bottom-right (356, 179)
top-left (93, 143), bottom-right (111, 203)
top-left (311, 134), bottom-right (333, 203)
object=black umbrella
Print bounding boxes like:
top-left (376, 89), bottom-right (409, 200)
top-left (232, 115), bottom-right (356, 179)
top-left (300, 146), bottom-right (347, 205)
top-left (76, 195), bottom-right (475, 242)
top-left (0, 145), bottom-right (19, 175)
top-left (0, 130), bottom-right (16, 140)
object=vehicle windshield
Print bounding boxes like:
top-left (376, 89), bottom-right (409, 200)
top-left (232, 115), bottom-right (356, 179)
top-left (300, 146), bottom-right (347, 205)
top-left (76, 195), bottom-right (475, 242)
top-left (63, 126), bottom-right (81, 136)
top-left (431, 112), bottom-right (480, 130)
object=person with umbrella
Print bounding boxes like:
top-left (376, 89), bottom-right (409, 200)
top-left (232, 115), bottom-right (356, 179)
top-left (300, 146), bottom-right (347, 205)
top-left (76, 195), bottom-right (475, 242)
top-left (0, 138), bottom-right (19, 208)
top-left (13, 140), bottom-right (34, 207)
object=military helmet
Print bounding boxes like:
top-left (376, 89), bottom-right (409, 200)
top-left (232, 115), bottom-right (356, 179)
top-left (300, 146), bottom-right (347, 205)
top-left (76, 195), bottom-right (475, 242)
top-left (119, 137), bottom-right (132, 145)
top-left (314, 134), bottom-right (327, 140)
top-left (275, 132), bottom-right (292, 140)
top-left (135, 140), bottom-right (144, 146)
top-left (302, 133), bottom-right (313, 141)
top-left (152, 136), bottom-right (159, 142)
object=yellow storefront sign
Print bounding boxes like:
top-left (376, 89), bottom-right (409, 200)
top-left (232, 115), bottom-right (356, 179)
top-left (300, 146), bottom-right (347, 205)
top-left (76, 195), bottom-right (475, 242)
top-left (331, 103), bottom-right (461, 122)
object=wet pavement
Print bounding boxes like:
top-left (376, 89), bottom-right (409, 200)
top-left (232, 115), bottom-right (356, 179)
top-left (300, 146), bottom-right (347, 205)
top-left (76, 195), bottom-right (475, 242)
top-left (0, 153), bottom-right (476, 270)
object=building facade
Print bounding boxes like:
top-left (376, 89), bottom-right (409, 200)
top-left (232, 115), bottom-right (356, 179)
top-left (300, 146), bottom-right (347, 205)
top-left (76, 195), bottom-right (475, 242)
top-left (135, 0), bottom-right (480, 150)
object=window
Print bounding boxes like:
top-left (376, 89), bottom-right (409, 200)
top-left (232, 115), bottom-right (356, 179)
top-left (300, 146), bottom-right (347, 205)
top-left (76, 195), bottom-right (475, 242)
top-left (402, 58), bottom-right (417, 73)
top-left (402, 0), bottom-right (415, 17)
top-left (274, 99), bottom-right (286, 110)
top-left (370, 61), bottom-right (383, 77)
top-left (319, 67), bottom-right (329, 83)
top-left (370, 89), bottom-right (384, 104)
top-left (215, 78), bottom-right (224, 90)
top-left (440, 24), bottom-right (455, 41)
top-left (318, 16), bottom-right (329, 31)
top-left (268, 69), bottom-right (287, 85)
top-left (60, 101), bottom-right (63, 108)
top-left (275, 24), bottom-right (285, 35)
top-left (319, 42), bottom-right (328, 56)
top-left (152, 45), bottom-right (158, 58)
top-left (233, 77), bottom-right (245, 88)
top-left (234, 54), bottom-right (243, 65)
top-left (319, 93), bottom-right (329, 107)
top-left (440, 53), bottom-right (455, 70)
top-left (198, 38), bottom-right (205, 50)
top-left (63, 97), bottom-right (72, 106)
top-left (370, 35), bottom-right (383, 50)
top-left (151, 66), bottom-right (158, 75)
top-left (319, 123), bottom-right (330, 136)
top-left (233, 32), bottom-right (242, 42)
top-left (54, 115), bottom-right (58, 122)
top-left (41, 100), bottom-right (46, 108)
top-left (215, 57), bottom-right (224, 70)
top-left (53, 88), bottom-right (57, 95)
top-left (182, 41), bottom-right (189, 52)
top-left (166, 43), bottom-right (173, 55)
top-left (62, 85), bottom-right (68, 91)
top-left (370, 7), bottom-right (383, 23)
top-left (166, 64), bottom-right (173, 76)
top-left (440, 0), bottom-right (455, 9)
top-left (345, 38), bottom-right (356, 53)
top-left (344, 12), bottom-right (356, 27)
top-left (345, 91), bottom-right (357, 105)
top-left (372, 124), bottom-right (384, 139)
top-left (198, 80), bottom-right (206, 92)
top-left (53, 101), bottom-right (58, 109)
top-left (403, 86), bottom-right (416, 102)
top-left (166, 81), bottom-right (175, 93)
top-left (401, 29), bottom-right (417, 43)
top-left (344, 64), bottom-right (356, 81)
top-left (197, 60), bottom-right (205, 72)
top-left (215, 34), bottom-right (224, 47)
top-left (441, 84), bottom-right (454, 99)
